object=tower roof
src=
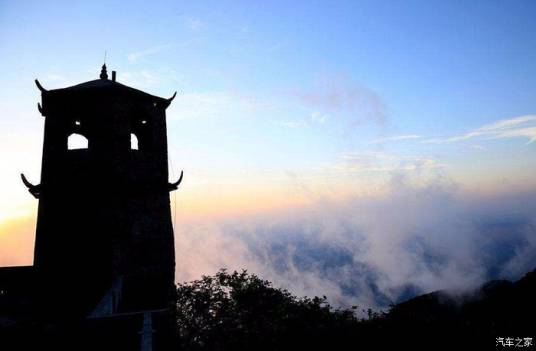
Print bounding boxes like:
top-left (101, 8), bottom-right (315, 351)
top-left (44, 79), bottom-right (170, 105)
top-left (50, 79), bottom-right (165, 101)
top-left (35, 66), bottom-right (177, 110)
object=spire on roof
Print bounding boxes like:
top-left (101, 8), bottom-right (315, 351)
top-left (100, 64), bottom-right (108, 80)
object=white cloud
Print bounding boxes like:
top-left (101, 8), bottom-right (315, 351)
top-left (371, 134), bottom-right (421, 144)
top-left (497, 126), bottom-right (536, 144)
top-left (184, 17), bottom-right (205, 31)
top-left (175, 177), bottom-right (536, 311)
top-left (480, 115), bottom-right (536, 131)
top-left (470, 144), bottom-right (487, 151)
top-left (167, 92), bottom-right (265, 120)
top-left (330, 151), bottom-right (442, 174)
top-left (310, 111), bottom-right (327, 124)
top-left (276, 120), bottom-right (309, 129)
top-left (423, 114), bottom-right (536, 144)
top-left (276, 112), bottom-right (327, 129)
top-left (127, 44), bottom-right (173, 63)
top-left (295, 75), bottom-right (387, 128)
top-left (119, 70), bottom-right (162, 88)
top-left (117, 67), bottom-right (181, 92)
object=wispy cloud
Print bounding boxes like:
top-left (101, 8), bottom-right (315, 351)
top-left (184, 17), bottom-right (205, 31)
top-left (371, 134), bottom-right (421, 144)
top-left (277, 111), bottom-right (328, 129)
top-left (294, 75), bottom-right (387, 128)
top-left (120, 70), bottom-right (162, 87)
top-left (470, 144), bottom-right (487, 151)
top-left (496, 126), bottom-right (536, 144)
top-left (117, 67), bottom-right (181, 91)
top-left (127, 44), bottom-right (173, 63)
top-left (329, 151), bottom-right (442, 174)
top-left (267, 39), bottom-right (289, 53)
top-left (276, 120), bottom-right (309, 129)
top-left (167, 92), bottom-right (266, 120)
top-left (423, 115), bottom-right (536, 144)
top-left (310, 111), bottom-right (327, 124)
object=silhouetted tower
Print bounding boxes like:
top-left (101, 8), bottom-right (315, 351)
top-left (23, 65), bottom-right (182, 317)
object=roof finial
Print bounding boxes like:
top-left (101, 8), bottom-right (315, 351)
top-left (100, 63), bottom-right (108, 80)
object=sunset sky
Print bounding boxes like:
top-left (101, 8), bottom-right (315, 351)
top-left (1, 1), bottom-right (535, 309)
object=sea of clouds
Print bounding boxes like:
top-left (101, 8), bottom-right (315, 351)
top-left (175, 174), bottom-right (536, 311)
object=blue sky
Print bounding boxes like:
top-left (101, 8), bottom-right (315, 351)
top-left (1, 1), bottom-right (535, 180)
top-left (1, 0), bottom-right (535, 213)
top-left (1, 1), bottom-right (536, 303)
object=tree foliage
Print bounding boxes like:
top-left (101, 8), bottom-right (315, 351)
top-left (175, 268), bottom-right (536, 350)
top-left (175, 269), bottom-right (360, 350)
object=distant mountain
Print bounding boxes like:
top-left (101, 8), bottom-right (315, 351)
top-left (363, 267), bottom-right (536, 349)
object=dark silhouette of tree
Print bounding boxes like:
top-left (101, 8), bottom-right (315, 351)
top-left (175, 269), bottom-right (363, 350)
top-left (175, 268), bottom-right (536, 351)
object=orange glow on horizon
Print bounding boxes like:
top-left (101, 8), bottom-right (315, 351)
top-left (0, 214), bottom-right (36, 267)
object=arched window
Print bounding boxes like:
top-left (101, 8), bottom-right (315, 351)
top-left (130, 133), bottom-right (139, 150)
top-left (68, 133), bottom-right (88, 150)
